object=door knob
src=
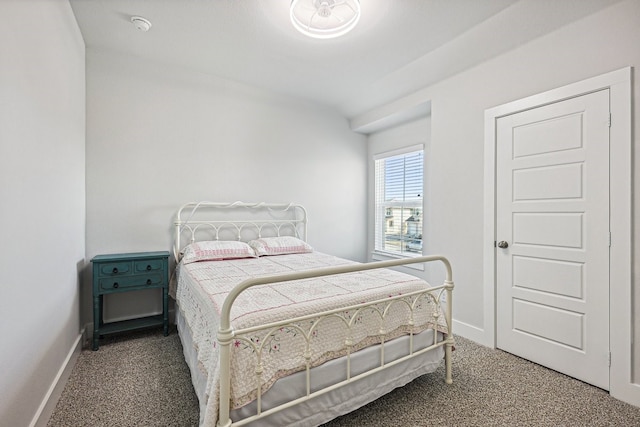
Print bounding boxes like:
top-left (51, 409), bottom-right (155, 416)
top-left (497, 241), bottom-right (509, 248)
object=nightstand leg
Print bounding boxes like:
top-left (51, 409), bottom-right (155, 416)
top-left (92, 295), bottom-right (101, 350)
top-left (163, 287), bottom-right (169, 336)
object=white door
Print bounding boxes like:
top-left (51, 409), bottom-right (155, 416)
top-left (496, 89), bottom-right (610, 390)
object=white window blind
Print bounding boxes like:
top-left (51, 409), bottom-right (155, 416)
top-left (374, 146), bottom-right (424, 257)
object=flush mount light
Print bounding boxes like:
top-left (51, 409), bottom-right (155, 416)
top-left (290, 0), bottom-right (361, 39)
top-left (131, 16), bottom-right (152, 32)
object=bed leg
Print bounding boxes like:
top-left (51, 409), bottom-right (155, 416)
top-left (445, 338), bottom-right (453, 384)
top-left (217, 328), bottom-right (234, 427)
top-left (443, 277), bottom-right (454, 385)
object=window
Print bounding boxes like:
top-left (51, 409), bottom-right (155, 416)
top-left (374, 146), bottom-right (424, 257)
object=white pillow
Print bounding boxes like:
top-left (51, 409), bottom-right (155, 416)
top-left (248, 236), bottom-right (313, 256)
top-left (181, 241), bottom-right (256, 264)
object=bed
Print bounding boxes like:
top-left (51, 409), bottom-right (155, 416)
top-left (171, 202), bottom-right (454, 427)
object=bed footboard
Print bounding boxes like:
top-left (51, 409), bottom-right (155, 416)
top-left (216, 255), bottom-right (454, 427)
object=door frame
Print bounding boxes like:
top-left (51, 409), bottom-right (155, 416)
top-left (483, 67), bottom-right (634, 404)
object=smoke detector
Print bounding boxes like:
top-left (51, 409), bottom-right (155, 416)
top-left (131, 16), bottom-right (152, 32)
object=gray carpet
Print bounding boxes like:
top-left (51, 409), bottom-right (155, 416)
top-left (48, 328), bottom-right (640, 426)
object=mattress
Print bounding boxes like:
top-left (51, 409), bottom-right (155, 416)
top-left (173, 251), bottom-right (447, 426)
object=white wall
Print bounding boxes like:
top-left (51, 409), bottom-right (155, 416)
top-left (85, 49), bottom-right (367, 322)
top-left (359, 0), bottom-right (640, 397)
top-left (0, 1), bottom-right (85, 426)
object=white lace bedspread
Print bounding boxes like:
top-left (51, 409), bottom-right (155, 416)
top-left (174, 252), bottom-right (447, 427)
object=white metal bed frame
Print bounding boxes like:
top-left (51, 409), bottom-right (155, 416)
top-left (173, 202), bottom-right (455, 427)
top-left (174, 201), bottom-right (308, 261)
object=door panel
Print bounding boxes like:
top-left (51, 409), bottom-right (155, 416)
top-left (513, 256), bottom-right (583, 298)
top-left (513, 163), bottom-right (583, 200)
top-left (512, 112), bottom-right (584, 157)
top-left (512, 299), bottom-right (583, 349)
top-left (496, 89), bottom-right (610, 390)
top-left (513, 212), bottom-right (583, 248)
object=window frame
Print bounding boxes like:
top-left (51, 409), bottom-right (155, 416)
top-left (372, 144), bottom-right (424, 261)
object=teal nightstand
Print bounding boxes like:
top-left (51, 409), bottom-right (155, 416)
top-left (91, 251), bottom-right (170, 350)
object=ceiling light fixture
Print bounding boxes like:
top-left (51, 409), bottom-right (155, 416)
top-left (290, 0), bottom-right (361, 39)
top-left (131, 16), bottom-right (152, 32)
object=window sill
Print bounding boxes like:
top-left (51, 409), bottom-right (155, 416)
top-left (371, 251), bottom-right (425, 271)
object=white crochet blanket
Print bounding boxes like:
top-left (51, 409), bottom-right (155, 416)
top-left (174, 252), bottom-right (447, 427)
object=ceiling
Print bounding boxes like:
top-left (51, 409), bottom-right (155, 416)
top-left (69, 0), bottom-right (620, 119)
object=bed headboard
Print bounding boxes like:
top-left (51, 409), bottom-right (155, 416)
top-left (173, 201), bottom-right (308, 261)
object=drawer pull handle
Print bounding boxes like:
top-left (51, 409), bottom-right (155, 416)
top-left (113, 282), bottom-right (119, 289)
top-left (146, 279), bottom-right (152, 285)
top-left (112, 267), bottom-right (119, 274)
top-left (146, 265), bottom-right (152, 271)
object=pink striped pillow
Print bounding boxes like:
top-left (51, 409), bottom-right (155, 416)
top-left (248, 236), bottom-right (313, 256)
top-left (181, 241), bottom-right (257, 264)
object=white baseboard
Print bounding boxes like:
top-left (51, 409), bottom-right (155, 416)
top-left (612, 380), bottom-right (640, 408)
top-left (29, 328), bottom-right (85, 427)
top-left (452, 319), bottom-right (492, 347)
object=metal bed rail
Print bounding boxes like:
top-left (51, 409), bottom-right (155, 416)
top-left (216, 255), bottom-right (455, 427)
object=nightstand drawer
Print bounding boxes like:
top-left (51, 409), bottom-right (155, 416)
top-left (134, 259), bottom-right (164, 273)
top-left (99, 273), bottom-right (163, 291)
top-left (97, 261), bottom-right (132, 277)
